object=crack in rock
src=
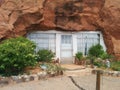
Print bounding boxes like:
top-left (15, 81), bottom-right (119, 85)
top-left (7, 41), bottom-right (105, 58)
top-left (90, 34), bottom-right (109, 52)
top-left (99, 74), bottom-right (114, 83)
top-left (68, 76), bottom-right (85, 90)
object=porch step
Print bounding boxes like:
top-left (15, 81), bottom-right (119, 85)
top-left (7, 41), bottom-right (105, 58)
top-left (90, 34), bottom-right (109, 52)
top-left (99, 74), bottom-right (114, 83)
top-left (61, 64), bottom-right (86, 71)
top-left (64, 68), bottom-right (93, 77)
top-left (65, 67), bottom-right (86, 71)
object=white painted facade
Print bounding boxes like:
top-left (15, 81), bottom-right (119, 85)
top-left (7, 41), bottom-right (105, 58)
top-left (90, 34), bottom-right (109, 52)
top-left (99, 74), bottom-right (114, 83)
top-left (27, 30), bottom-right (106, 63)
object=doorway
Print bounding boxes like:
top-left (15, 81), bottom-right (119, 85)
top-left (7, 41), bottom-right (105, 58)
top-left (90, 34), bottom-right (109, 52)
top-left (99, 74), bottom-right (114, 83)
top-left (60, 35), bottom-right (73, 63)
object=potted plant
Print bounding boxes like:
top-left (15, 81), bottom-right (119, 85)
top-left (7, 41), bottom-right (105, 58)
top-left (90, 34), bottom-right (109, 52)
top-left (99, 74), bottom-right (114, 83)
top-left (75, 52), bottom-right (85, 65)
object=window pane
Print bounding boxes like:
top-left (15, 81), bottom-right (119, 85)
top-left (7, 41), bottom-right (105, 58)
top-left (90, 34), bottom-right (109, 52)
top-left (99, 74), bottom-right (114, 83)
top-left (28, 33), bottom-right (56, 52)
top-left (61, 35), bottom-right (72, 44)
top-left (77, 33), bottom-right (100, 55)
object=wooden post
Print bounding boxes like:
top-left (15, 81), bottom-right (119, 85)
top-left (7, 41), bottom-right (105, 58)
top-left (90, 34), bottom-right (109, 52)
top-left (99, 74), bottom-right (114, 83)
top-left (96, 70), bottom-right (101, 90)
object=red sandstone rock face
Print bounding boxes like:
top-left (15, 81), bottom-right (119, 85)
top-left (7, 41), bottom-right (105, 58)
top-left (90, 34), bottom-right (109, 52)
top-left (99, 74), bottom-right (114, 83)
top-left (0, 0), bottom-right (120, 59)
top-left (98, 0), bottom-right (120, 58)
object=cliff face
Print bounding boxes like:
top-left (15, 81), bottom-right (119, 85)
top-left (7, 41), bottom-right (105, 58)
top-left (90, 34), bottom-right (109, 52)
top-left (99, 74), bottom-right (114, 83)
top-left (99, 0), bottom-right (120, 58)
top-left (0, 0), bottom-right (120, 59)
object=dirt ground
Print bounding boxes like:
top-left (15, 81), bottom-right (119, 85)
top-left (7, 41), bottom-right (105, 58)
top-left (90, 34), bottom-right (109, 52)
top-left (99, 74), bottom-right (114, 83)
top-left (0, 65), bottom-right (120, 90)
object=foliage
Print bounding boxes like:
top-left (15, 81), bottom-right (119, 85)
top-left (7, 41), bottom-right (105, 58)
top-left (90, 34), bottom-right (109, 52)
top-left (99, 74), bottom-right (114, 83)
top-left (75, 52), bottom-right (83, 61)
top-left (86, 55), bottom-right (96, 67)
top-left (100, 52), bottom-right (114, 60)
top-left (40, 63), bottom-right (65, 74)
top-left (37, 49), bottom-right (55, 62)
top-left (111, 61), bottom-right (120, 71)
top-left (93, 59), bottom-right (105, 68)
top-left (88, 44), bottom-right (104, 58)
top-left (94, 62), bottom-right (102, 68)
top-left (0, 37), bottom-right (37, 76)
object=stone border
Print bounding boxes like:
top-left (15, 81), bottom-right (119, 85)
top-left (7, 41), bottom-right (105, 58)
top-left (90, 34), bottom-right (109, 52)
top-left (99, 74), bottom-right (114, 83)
top-left (0, 71), bottom-right (63, 87)
top-left (92, 69), bottom-right (120, 77)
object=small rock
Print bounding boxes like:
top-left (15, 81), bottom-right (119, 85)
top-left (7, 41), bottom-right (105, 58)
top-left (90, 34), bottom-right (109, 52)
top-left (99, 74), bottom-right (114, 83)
top-left (38, 72), bottom-right (47, 80)
top-left (112, 71), bottom-right (119, 77)
top-left (30, 74), bottom-right (38, 81)
top-left (29, 76), bottom-right (34, 81)
top-left (22, 75), bottom-right (30, 82)
top-left (109, 71), bottom-right (114, 76)
top-left (37, 72), bottom-right (43, 76)
top-left (42, 72), bottom-right (47, 76)
top-left (116, 73), bottom-right (120, 77)
top-left (49, 72), bottom-right (56, 77)
top-left (116, 72), bottom-right (120, 77)
top-left (11, 76), bottom-right (19, 81)
top-left (112, 73), bottom-right (117, 77)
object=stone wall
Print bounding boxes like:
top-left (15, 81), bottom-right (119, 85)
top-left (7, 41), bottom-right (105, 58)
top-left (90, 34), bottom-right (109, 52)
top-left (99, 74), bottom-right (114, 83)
top-left (0, 0), bottom-right (120, 59)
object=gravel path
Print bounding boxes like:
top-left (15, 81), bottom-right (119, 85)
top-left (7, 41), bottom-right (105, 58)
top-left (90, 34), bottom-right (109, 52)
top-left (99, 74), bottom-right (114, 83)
top-left (0, 68), bottom-right (120, 90)
top-left (72, 75), bottom-right (120, 90)
top-left (0, 76), bottom-right (79, 90)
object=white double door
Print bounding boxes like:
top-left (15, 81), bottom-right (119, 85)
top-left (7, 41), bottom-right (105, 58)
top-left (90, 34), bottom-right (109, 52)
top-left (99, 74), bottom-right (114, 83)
top-left (60, 35), bottom-right (73, 63)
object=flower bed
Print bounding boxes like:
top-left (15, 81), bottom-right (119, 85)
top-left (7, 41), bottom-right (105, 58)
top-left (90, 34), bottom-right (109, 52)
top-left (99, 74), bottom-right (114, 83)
top-left (0, 63), bottom-right (64, 87)
top-left (0, 69), bottom-right (64, 87)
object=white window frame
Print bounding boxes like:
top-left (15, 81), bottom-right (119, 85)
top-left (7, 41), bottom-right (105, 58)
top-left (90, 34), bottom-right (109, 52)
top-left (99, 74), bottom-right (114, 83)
top-left (27, 30), bottom-right (106, 62)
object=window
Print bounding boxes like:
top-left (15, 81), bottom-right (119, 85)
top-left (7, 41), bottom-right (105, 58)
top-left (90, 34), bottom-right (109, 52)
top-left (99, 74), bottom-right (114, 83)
top-left (61, 35), bottom-right (72, 44)
top-left (27, 33), bottom-right (56, 53)
top-left (77, 33), bottom-right (100, 55)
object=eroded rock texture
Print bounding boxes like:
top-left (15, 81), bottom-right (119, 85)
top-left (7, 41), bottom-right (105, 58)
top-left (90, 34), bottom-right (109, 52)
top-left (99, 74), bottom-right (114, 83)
top-left (0, 0), bottom-right (120, 59)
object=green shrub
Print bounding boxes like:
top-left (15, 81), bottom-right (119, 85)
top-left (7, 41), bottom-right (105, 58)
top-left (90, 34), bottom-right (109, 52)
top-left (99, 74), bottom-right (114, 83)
top-left (93, 59), bottom-right (105, 68)
top-left (75, 52), bottom-right (83, 61)
top-left (100, 52), bottom-right (114, 60)
top-left (37, 49), bottom-right (55, 62)
top-left (88, 44), bottom-right (104, 58)
top-left (111, 61), bottom-right (120, 71)
top-left (0, 37), bottom-right (37, 76)
top-left (93, 62), bottom-right (102, 67)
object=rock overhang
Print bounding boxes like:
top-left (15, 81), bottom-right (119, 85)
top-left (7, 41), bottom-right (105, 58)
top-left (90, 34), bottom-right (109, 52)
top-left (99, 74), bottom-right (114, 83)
top-left (0, 0), bottom-right (120, 59)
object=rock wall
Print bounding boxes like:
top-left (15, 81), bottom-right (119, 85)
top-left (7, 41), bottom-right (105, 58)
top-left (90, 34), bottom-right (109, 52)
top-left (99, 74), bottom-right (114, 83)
top-left (0, 0), bottom-right (120, 59)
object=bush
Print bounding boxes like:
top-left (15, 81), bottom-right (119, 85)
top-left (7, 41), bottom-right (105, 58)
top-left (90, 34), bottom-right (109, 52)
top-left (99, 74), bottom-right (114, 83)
top-left (37, 49), bottom-right (55, 62)
top-left (111, 61), bottom-right (120, 71)
top-left (75, 52), bottom-right (83, 61)
top-left (88, 44), bottom-right (104, 58)
top-left (100, 52), bottom-right (114, 60)
top-left (0, 37), bottom-right (37, 76)
top-left (93, 59), bottom-right (105, 68)
top-left (94, 62), bottom-right (102, 68)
